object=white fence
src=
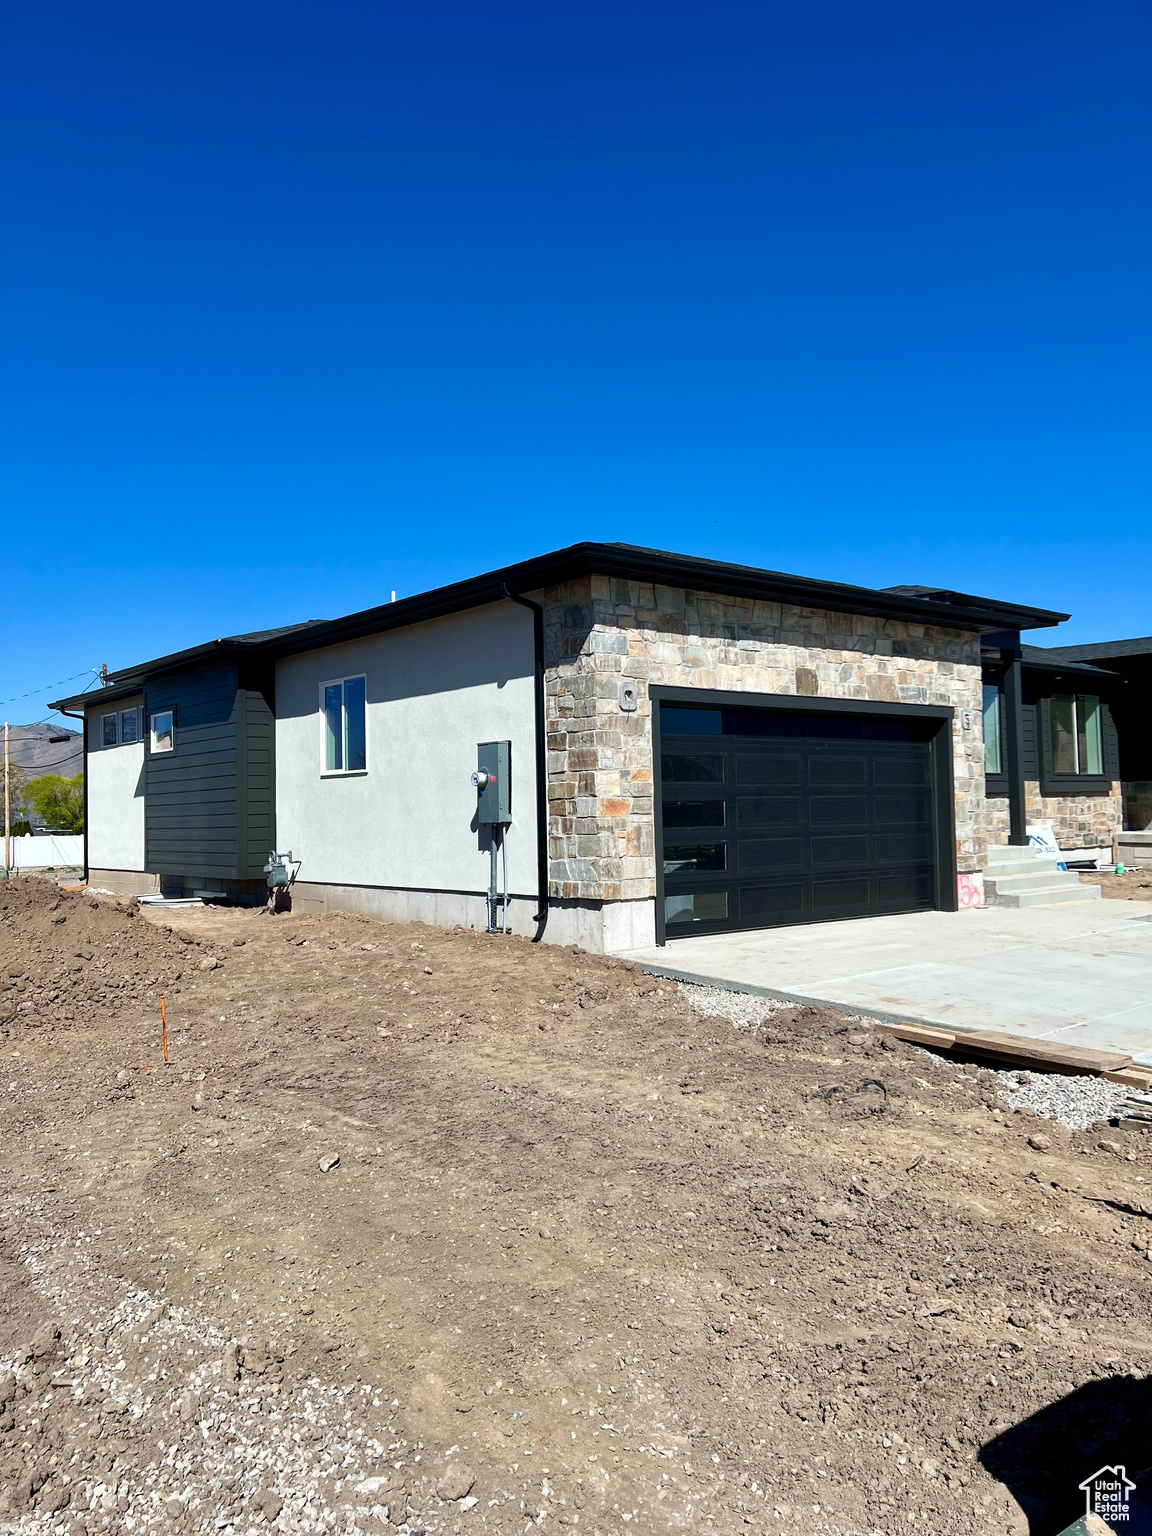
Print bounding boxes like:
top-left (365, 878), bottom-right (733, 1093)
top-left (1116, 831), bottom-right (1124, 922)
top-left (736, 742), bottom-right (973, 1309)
top-left (6, 834), bottom-right (84, 869)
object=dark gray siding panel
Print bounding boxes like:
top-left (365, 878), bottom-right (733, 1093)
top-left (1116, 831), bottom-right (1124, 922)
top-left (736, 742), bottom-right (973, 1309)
top-left (1103, 701), bottom-right (1121, 780)
top-left (145, 663), bottom-right (240, 878)
top-left (1021, 700), bottom-right (1039, 780)
top-left (237, 682), bottom-right (276, 879)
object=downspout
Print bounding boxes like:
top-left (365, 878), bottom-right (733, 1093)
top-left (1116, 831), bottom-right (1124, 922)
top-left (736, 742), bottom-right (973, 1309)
top-left (59, 707), bottom-right (89, 883)
top-left (502, 585), bottom-right (549, 939)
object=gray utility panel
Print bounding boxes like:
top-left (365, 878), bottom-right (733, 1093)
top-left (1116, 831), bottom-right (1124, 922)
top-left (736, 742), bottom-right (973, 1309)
top-left (475, 740), bottom-right (512, 823)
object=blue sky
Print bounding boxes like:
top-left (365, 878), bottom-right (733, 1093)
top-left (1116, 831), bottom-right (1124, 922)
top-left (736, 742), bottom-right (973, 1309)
top-left (3, 1), bottom-right (1149, 721)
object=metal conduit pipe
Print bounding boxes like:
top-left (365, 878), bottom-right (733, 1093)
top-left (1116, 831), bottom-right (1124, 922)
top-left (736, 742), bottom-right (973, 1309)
top-left (502, 585), bottom-right (549, 939)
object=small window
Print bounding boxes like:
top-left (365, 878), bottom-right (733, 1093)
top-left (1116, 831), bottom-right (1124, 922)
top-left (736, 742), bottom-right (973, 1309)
top-left (982, 683), bottom-right (1002, 775)
top-left (120, 708), bottom-right (139, 745)
top-left (321, 676), bottom-right (367, 773)
top-left (150, 710), bottom-right (174, 754)
top-left (102, 714), bottom-right (118, 747)
top-left (1050, 694), bottom-right (1103, 776)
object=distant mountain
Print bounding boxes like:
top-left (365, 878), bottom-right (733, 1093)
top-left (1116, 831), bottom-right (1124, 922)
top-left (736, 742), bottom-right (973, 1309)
top-left (6, 722), bottom-right (84, 780)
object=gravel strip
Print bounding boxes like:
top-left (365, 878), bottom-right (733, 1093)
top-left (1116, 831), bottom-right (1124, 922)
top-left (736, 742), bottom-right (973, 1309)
top-left (994, 1068), bottom-right (1130, 1130)
top-left (678, 981), bottom-right (791, 1030)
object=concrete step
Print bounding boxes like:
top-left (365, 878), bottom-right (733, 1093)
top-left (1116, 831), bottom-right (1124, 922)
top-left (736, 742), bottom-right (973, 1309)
top-left (987, 880), bottom-right (1101, 909)
top-left (984, 860), bottom-right (1064, 880)
top-left (985, 848), bottom-right (1064, 868)
top-left (984, 868), bottom-right (1084, 896)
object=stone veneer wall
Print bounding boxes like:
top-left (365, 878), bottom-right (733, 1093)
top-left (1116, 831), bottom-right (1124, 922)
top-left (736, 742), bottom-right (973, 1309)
top-left (538, 575), bottom-right (987, 905)
top-left (987, 785), bottom-right (1123, 849)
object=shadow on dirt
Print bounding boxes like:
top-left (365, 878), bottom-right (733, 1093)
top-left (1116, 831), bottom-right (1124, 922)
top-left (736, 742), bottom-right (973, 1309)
top-left (980, 1375), bottom-right (1152, 1534)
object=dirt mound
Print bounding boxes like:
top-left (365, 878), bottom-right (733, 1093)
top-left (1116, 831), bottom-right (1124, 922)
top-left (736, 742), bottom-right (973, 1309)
top-left (1, 893), bottom-right (1151, 1535)
top-left (0, 879), bottom-right (224, 1035)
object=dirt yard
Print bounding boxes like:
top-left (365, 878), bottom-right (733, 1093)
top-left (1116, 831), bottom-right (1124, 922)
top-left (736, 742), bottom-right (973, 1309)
top-left (3, 879), bottom-right (1152, 1536)
top-left (1080, 869), bottom-right (1152, 901)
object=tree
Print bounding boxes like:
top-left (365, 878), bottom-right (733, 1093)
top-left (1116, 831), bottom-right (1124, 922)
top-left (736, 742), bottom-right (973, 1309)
top-left (23, 773), bottom-right (84, 833)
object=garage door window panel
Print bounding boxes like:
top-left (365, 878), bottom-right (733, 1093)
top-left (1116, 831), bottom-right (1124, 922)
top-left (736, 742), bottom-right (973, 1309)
top-left (875, 756), bottom-right (929, 785)
top-left (661, 754), bottom-right (725, 783)
top-left (877, 832), bottom-right (932, 864)
top-left (740, 884), bottom-right (805, 919)
top-left (813, 877), bottom-right (872, 912)
top-left (663, 799), bottom-right (725, 828)
top-left (736, 797), bottom-right (802, 827)
top-left (879, 872), bottom-right (934, 908)
top-left (810, 796), bottom-right (868, 825)
top-left (811, 834), bottom-right (871, 868)
top-left (663, 842), bottom-right (727, 875)
top-left (809, 755), bottom-right (867, 785)
top-left (736, 754), bottom-right (801, 784)
top-left (875, 793), bottom-right (930, 824)
top-left (738, 838), bottom-right (805, 872)
top-left (665, 890), bottom-right (728, 926)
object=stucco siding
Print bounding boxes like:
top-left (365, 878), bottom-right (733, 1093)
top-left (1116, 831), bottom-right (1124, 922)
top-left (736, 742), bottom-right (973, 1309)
top-left (275, 602), bottom-right (536, 896)
top-left (86, 694), bottom-right (146, 871)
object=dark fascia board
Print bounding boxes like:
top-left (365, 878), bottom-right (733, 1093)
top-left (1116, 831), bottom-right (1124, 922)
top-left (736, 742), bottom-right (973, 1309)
top-left (51, 541), bottom-right (1069, 709)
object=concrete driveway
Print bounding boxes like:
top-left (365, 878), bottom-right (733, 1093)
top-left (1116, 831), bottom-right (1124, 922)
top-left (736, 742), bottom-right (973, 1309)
top-left (618, 900), bottom-right (1152, 1066)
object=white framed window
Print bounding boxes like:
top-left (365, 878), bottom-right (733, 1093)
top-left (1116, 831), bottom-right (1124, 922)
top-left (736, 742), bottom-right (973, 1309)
top-left (102, 713), bottom-right (118, 747)
top-left (321, 676), bottom-right (367, 773)
top-left (150, 709), bottom-right (174, 754)
top-left (120, 707), bottom-right (139, 745)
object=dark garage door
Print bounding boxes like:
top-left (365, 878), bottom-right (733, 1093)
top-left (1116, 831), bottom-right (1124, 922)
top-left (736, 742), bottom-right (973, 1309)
top-left (658, 701), bottom-right (939, 937)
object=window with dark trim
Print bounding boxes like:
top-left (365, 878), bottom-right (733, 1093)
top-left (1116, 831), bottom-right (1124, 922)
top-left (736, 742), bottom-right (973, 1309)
top-left (1039, 693), bottom-right (1111, 795)
top-left (982, 683), bottom-right (1003, 775)
top-left (1050, 695), bottom-right (1102, 776)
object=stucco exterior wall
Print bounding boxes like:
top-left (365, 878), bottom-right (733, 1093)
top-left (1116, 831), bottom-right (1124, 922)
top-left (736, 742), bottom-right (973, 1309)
top-left (987, 783), bottom-right (1123, 849)
top-left (85, 695), bottom-right (146, 872)
top-left (275, 602), bottom-right (537, 900)
top-left (538, 575), bottom-right (987, 905)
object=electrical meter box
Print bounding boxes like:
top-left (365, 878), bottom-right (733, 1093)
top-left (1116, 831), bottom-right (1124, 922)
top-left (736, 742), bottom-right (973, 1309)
top-left (475, 740), bottom-right (512, 823)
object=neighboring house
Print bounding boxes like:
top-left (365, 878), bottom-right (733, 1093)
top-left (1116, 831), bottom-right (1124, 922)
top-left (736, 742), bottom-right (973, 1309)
top-left (984, 647), bottom-right (1124, 854)
top-left (1026, 636), bottom-right (1152, 834)
top-left (54, 542), bottom-right (1094, 951)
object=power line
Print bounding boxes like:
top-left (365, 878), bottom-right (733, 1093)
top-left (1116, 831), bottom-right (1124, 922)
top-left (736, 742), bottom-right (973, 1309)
top-left (2, 667), bottom-right (100, 707)
top-left (4, 747), bottom-right (84, 768)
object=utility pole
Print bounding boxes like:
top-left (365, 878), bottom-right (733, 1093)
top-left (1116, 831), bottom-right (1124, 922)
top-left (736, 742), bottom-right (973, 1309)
top-left (4, 722), bottom-right (9, 877)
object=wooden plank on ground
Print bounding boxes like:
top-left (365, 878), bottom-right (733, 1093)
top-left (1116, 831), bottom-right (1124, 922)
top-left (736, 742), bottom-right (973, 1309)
top-left (875, 1022), bottom-right (956, 1050)
top-left (1102, 1067), bottom-right (1152, 1090)
top-left (956, 1030), bottom-right (1132, 1075)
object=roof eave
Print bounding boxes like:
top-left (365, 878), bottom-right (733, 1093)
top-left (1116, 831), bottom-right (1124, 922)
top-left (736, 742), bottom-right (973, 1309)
top-left (50, 541), bottom-right (1071, 705)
